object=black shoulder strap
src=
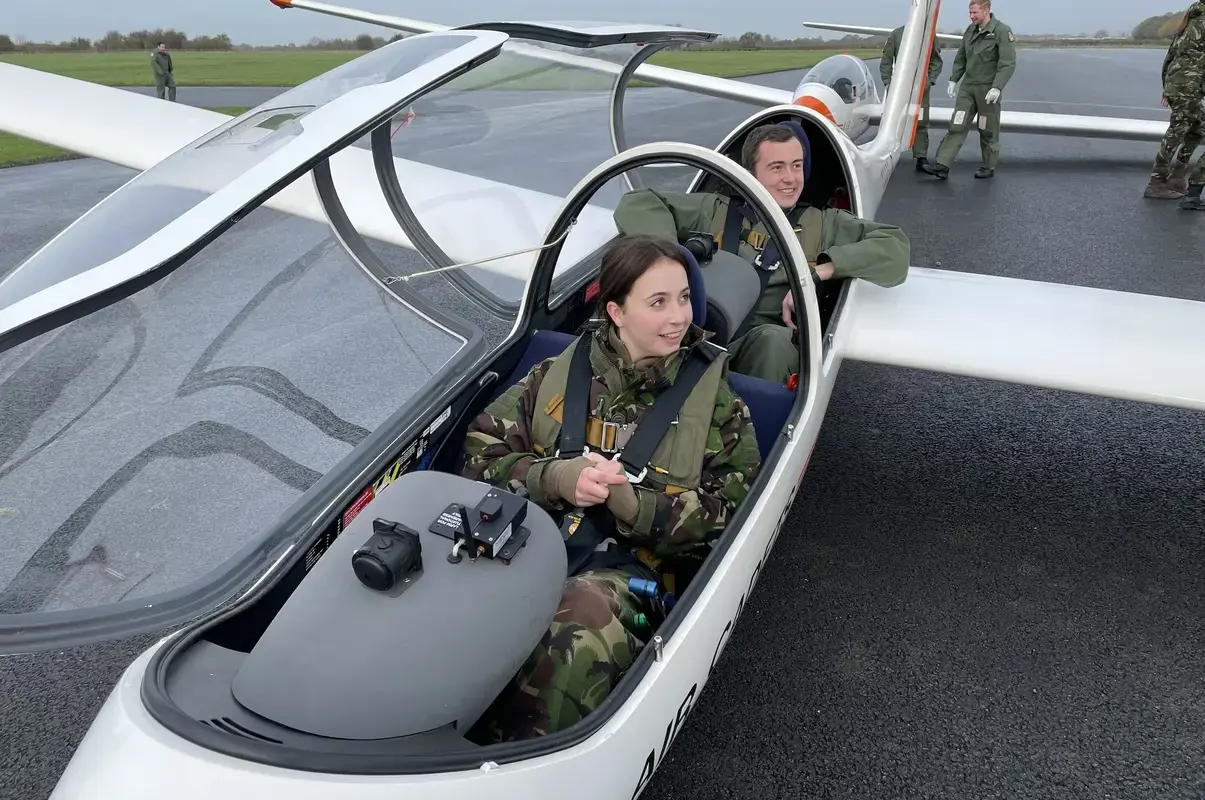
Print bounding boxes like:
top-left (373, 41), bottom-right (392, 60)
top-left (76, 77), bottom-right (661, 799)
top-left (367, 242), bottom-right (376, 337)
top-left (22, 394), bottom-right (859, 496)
top-left (720, 197), bottom-right (744, 255)
top-left (731, 203), bottom-right (809, 342)
top-left (557, 334), bottom-right (595, 457)
top-left (615, 345), bottom-right (716, 479)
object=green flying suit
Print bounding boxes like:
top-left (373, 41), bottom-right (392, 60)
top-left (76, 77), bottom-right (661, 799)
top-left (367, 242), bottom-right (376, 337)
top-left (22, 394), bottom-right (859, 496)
top-left (933, 13), bottom-right (1017, 172)
top-left (881, 24), bottom-right (944, 160)
top-left (613, 188), bottom-right (910, 383)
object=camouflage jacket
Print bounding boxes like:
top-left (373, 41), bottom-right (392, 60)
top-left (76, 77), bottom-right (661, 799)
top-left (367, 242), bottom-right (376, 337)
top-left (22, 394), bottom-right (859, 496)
top-left (462, 324), bottom-right (762, 558)
top-left (1163, 2), bottom-right (1205, 95)
top-left (881, 25), bottom-right (944, 87)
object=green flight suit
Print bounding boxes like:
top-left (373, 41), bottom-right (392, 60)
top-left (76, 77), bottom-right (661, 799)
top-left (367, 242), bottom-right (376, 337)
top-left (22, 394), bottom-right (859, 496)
top-left (934, 14), bottom-right (1017, 171)
top-left (881, 25), bottom-right (944, 159)
top-left (151, 51), bottom-right (176, 102)
top-left (613, 188), bottom-right (910, 384)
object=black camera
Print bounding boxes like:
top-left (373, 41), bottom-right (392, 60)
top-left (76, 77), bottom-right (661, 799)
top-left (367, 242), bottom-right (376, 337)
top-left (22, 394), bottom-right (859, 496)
top-left (682, 232), bottom-right (716, 263)
top-left (351, 518), bottom-right (423, 591)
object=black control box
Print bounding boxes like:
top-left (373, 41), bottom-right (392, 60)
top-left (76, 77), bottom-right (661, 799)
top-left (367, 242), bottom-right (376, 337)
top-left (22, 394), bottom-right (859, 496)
top-left (429, 487), bottom-right (529, 561)
top-left (470, 488), bottom-right (527, 558)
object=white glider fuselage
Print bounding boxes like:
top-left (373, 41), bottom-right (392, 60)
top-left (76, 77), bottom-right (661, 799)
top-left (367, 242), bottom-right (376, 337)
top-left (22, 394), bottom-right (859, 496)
top-left (0, 3), bottom-right (1202, 800)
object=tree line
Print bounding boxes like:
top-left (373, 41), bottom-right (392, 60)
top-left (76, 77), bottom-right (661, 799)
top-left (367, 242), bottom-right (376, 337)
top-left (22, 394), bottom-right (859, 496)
top-left (1133, 11), bottom-right (1193, 41)
top-left (0, 17), bottom-right (1192, 55)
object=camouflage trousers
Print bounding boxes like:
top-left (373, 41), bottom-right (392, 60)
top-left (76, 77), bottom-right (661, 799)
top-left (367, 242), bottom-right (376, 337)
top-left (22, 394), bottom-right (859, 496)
top-left (469, 567), bottom-right (648, 742)
top-left (1152, 91), bottom-right (1205, 182)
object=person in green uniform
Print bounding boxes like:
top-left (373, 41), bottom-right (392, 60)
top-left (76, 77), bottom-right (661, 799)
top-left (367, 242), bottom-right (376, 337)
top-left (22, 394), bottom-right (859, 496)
top-left (882, 24), bottom-right (944, 171)
top-left (923, 0), bottom-right (1016, 180)
top-left (151, 42), bottom-right (176, 102)
top-left (612, 123), bottom-right (910, 385)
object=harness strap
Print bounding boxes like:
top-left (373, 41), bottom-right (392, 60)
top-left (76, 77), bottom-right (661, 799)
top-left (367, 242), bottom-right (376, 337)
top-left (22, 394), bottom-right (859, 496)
top-left (556, 336), bottom-right (595, 457)
top-left (723, 198), bottom-right (809, 341)
top-left (555, 333), bottom-right (716, 576)
top-left (613, 345), bottom-right (715, 481)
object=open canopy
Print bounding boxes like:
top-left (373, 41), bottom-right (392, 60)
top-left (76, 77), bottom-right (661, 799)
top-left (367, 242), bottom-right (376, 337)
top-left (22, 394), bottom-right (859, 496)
top-left (0, 21), bottom-right (719, 649)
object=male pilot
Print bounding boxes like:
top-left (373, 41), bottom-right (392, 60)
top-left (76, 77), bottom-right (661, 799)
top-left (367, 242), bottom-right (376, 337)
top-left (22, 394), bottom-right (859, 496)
top-left (924, 0), bottom-right (1017, 179)
top-left (612, 123), bottom-right (910, 385)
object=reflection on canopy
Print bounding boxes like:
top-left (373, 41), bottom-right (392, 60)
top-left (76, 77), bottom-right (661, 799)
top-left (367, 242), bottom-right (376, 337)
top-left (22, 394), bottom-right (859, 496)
top-left (375, 38), bottom-right (650, 307)
top-left (0, 32), bottom-right (477, 315)
top-left (0, 206), bottom-right (461, 619)
top-left (798, 53), bottom-right (879, 106)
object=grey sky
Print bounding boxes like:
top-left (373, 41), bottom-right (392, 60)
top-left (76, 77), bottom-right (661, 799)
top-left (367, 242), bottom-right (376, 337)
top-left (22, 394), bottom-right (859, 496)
top-left (5, 0), bottom-right (1173, 45)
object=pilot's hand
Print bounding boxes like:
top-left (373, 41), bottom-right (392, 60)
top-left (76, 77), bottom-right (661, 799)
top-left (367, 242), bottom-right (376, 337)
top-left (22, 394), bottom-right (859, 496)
top-left (544, 455), bottom-right (626, 507)
top-left (781, 291), bottom-right (796, 331)
top-left (576, 464), bottom-right (628, 506)
top-left (1161, 95), bottom-right (1169, 107)
top-left (947, 80), bottom-right (957, 98)
top-left (985, 88), bottom-right (1000, 104)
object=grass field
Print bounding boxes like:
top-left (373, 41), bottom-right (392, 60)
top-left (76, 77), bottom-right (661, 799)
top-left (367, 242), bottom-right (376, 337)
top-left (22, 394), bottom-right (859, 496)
top-left (0, 47), bottom-right (881, 87)
top-left (0, 46), bottom-right (880, 168)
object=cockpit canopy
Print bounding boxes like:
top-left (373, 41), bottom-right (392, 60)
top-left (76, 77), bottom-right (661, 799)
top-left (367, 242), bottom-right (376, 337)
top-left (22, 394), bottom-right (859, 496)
top-left (0, 20), bottom-right (731, 652)
top-left (795, 53), bottom-right (879, 106)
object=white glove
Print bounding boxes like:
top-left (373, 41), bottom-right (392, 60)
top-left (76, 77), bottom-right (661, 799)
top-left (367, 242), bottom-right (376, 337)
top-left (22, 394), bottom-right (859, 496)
top-left (947, 80), bottom-right (957, 98)
top-left (985, 88), bottom-right (1001, 103)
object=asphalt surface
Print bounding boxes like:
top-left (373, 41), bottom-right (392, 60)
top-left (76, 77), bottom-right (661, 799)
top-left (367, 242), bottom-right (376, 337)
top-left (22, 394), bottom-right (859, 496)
top-left (3, 46), bottom-right (1204, 800)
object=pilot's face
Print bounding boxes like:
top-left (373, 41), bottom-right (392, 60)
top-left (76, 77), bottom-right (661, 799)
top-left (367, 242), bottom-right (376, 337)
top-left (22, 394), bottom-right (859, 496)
top-left (968, 3), bottom-right (989, 26)
top-left (606, 257), bottom-right (692, 360)
top-left (753, 138), bottom-right (805, 209)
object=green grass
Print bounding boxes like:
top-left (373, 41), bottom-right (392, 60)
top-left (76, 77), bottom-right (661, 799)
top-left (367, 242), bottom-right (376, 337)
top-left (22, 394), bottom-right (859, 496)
top-left (0, 50), bottom-right (360, 86)
top-left (649, 48), bottom-right (880, 77)
top-left (0, 47), bottom-right (880, 88)
top-left (0, 106), bottom-right (250, 168)
top-left (0, 46), bottom-right (874, 167)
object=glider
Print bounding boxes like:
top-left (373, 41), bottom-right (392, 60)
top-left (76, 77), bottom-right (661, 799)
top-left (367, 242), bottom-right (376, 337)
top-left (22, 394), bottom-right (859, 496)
top-left (0, 1), bottom-right (1199, 798)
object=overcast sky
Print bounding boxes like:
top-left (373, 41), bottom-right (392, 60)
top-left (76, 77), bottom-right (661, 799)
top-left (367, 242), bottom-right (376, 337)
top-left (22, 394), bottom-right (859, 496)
top-left (5, 0), bottom-right (1171, 45)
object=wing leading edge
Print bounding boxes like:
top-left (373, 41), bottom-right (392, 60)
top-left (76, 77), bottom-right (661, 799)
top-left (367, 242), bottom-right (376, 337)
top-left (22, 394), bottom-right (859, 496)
top-left (838, 269), bottom-right (1205, 413)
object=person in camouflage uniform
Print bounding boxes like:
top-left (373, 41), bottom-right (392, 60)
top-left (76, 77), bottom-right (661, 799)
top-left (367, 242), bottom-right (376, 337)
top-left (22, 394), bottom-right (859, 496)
top-left (1145, 2), bottom-right (1205, 203)
top-left (461, 235), bottom-right (762, 742)
top-left (882, 24), bottom-right (944, 170)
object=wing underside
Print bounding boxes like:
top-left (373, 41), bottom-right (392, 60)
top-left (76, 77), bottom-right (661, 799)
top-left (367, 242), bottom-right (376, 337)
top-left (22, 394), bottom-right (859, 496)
top-left (839, 269), bottom-right (1205, 413)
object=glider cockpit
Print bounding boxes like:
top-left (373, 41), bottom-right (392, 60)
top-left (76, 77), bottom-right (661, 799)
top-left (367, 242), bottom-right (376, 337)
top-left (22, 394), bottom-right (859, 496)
top-left (0, 21), bottom-right (825, 775)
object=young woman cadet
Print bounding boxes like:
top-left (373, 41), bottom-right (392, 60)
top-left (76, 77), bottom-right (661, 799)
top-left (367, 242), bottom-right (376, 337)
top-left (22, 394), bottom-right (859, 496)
top-left (460, 234), bottom-right (762, 742)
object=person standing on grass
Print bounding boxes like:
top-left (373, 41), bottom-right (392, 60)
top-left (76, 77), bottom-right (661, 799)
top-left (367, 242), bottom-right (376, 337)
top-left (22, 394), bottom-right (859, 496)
top-left (151, 42), bottom-right (176, 102)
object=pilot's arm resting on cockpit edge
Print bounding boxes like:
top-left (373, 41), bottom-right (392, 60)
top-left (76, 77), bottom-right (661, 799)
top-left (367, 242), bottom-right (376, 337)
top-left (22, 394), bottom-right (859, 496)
top-left (459, 331), bottom-right (762, 556)
top-left (612, 188), bottom-right (910, 289)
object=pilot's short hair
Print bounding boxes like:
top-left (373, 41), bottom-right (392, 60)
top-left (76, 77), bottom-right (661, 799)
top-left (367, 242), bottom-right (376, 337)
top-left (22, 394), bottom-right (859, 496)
top-left (740, 124), bottom-right (804, 173)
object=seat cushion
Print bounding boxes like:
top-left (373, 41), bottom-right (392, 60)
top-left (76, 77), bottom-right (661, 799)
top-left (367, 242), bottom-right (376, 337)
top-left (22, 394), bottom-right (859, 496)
top-left (503, 330), bottom-right (794, 460)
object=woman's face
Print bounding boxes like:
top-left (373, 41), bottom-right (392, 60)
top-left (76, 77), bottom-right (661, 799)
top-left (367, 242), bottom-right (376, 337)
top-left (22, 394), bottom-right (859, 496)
top-left (606, 256), bottom-right (692, 361)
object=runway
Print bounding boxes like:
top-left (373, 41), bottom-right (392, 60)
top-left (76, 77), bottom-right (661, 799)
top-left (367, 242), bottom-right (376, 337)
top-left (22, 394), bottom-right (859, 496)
top-left (3, 46), bottom-right (1205, 800)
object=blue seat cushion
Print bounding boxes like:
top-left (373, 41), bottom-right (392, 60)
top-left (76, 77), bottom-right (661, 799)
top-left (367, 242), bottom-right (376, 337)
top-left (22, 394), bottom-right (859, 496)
top-left (502, 330), bottom-right (794, 461)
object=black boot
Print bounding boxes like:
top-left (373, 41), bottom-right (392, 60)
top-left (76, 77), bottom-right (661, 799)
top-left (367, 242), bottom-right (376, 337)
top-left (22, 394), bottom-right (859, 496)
top-left (1179, 182), bottom-right (1205, 210)
top-left (916, 156), bottom-right (929, 171)
top-left (922, 161), bottom-right (949, 179)
top-left (975, 166), bottom-right (995, 179)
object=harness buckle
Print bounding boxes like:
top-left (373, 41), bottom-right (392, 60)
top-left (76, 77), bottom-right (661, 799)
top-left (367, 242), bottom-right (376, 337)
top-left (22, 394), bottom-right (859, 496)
top-left (612, 453), bottom-right (647, 485)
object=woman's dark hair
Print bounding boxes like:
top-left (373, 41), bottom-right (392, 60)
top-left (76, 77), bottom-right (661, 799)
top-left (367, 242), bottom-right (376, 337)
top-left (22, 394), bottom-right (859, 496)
top-left (596, 235), bottom-right (689, 323)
